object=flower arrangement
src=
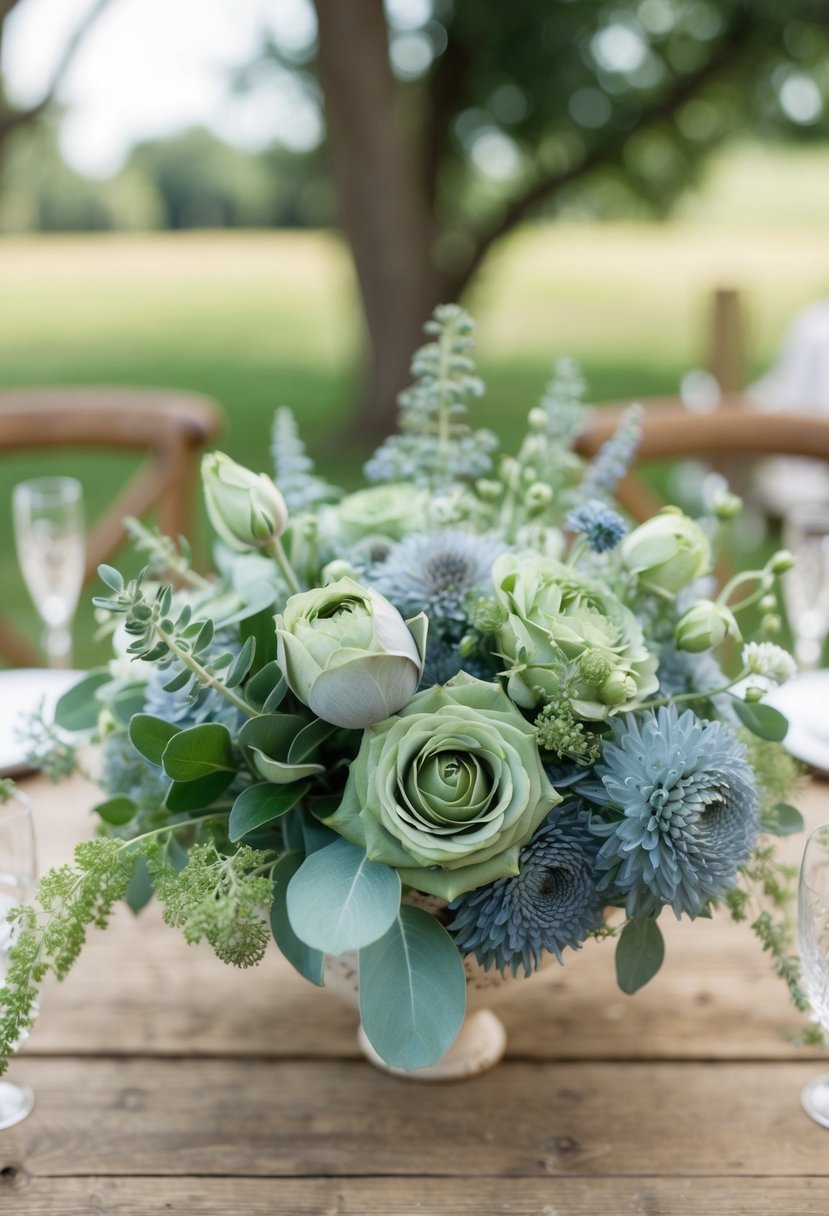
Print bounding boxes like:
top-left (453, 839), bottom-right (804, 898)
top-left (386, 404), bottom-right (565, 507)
top-left (1, 305), bottom-right (810, 1075)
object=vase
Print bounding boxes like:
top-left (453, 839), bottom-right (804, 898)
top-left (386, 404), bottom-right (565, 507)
top-left (323, 892), bottom-right (553, 1081)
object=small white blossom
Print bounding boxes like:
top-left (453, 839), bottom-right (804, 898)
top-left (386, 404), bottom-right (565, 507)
top-left (741, 642), bottom-right (796, 685)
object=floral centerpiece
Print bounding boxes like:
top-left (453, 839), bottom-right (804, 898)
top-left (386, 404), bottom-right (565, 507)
top-left (0, 306), bottom-right (810, 1077)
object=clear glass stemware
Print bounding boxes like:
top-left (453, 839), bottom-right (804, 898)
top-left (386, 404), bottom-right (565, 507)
top-left (783, 503), bottom-right (829, 672)
top-left (12, 476), bottom-right (85, 669)
top-left (0, 788), bottom-right (37, 1130)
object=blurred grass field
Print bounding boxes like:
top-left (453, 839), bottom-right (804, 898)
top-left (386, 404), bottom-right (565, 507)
top-left (2, 217), bottom-right (829, 666)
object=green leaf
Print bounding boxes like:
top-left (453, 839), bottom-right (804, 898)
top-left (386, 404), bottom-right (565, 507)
top-left (162, 668), bottom-right (192, 694)
top-left (229, 782), bottom-right (309, 842)
top-left (97, 564), bottom-right (124, 592)
top-left (53, 670), bottom-right (111, 732)
top-left (270, 853), bottom-right (325, 986)
top-left (240, 605), bottom-right (278, 671)
top-left (93, 796), bottom-right (138, 826)
top-left (615, 916), bottom-right (665, 995)
top-left (287, 838), bottom-right (401, 955)
top-left (358, 905), bottom-right (467, 1072)
top-left (164, 770), bottom-right (234, 812)
top-left (226, 637), bottom-right (256, 689)
top-left (245, 661), bottom-right (286, 712)
top-left (125, 855), bottom-right (154, 914)
top-left (288, 718), bottom-right (338, 765)
top-left (161, 723), bottom-right (235, 781)
top-left (729, 697), bottom-right (788, 742)
top-left (239, 713), bottom-right (324, 785)
top-left (128, 714), bottom-right (181, 766)
top-left (763, 802), bottom-right (805, 838)
top-left (109, 683), bottom-right (148, 727)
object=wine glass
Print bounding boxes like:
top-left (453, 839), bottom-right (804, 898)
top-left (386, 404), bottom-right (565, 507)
top-left (12, 477), bottom-right (85, 669)
top-left (783, 503), bottom-right (829, 671)
top-left (0, 787), bottom-right (37, 1130)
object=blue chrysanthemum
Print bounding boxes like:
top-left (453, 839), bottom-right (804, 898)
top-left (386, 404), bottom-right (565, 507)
top-left (584, 705), bottom-right (758, 918)
top-left (448, 801), bottom-right (605, 976)
top-left (367, 530), bottom-right (507, 636)
top-left (566, 500), bottom-right (627, 553)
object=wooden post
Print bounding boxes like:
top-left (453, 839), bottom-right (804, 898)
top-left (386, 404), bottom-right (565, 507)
top-left (710, 288), bottom-right (745, 398)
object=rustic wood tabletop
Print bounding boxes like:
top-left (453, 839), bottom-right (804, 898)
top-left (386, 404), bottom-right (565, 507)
top-left (2, 766), bottom-right (829, 1215)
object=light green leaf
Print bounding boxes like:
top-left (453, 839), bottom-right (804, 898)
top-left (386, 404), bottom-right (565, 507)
top-left (129, 714), bottom-right (181, 766)
top-left (93, 796), bottom-right (138, 826)
top-left (239, 713), bottom-right (324, 784)
top-left (287, 838), bottom-right (401, 955)
top-left (358, 905), bottom-right (467, 1072)
top-left (229, 782), bottom-right (309, 842)
top-left (109, 683), bottom-right (148, 727)
top-left (615, 916), bottom-right (665, 995)
top-left (729, 697), bottom-right (788, 742)
top-left (161, 723), bottom-right (235, 781)
top-left (763, 802), bottom-right (805, 838)
top-left (270, 853), bottom-right (325, 986)
top-left (53, 670), bottom-right (111, 732)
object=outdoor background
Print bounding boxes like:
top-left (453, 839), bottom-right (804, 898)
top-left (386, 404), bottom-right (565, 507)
top-left (1, 0), bottom-right (828, 665)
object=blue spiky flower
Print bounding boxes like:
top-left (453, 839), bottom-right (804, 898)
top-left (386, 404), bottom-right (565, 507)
top-left (448, 801), bottom-right (605, 976)
top-left (583, 705), bottom-right (758, 918)
top-left (566, 500), bottom-right (627, 553)
top-left (367, 531), bottom-right (507, 636)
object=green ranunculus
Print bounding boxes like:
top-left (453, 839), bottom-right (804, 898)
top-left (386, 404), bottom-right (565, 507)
top-left (492, 552), bottom-right (659, 719)
top-left (675, 600), bottom-right (739, 653)
top-left (620, 508), bottom-right (711, 597)
top-left (202, 451), bottom-right (288, 552)
top-left (325, 674), bottom-right (561, 900)
top-left (333, 484), bottom-right (429, 545)
top-left (275, 578), bottom-right (426, 729)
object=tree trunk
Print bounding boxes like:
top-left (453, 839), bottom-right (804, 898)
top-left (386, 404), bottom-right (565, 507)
top-left (313, 0), bottom-right (444, 441)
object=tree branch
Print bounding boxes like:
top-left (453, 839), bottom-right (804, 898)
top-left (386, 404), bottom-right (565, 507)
top-left (0, 0), bottom-right (113, 142)
top-left (449, 10), bottom-right (755, 299)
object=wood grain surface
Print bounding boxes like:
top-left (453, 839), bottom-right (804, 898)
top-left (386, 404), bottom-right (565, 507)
top-left (2, 765), bottom-right (827, 1215)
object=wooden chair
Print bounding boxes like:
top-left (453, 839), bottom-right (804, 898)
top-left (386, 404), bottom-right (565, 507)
top-left (0, 387), bottom-right (223, 666)
top-left (575, 398), bottom-right (829, 522)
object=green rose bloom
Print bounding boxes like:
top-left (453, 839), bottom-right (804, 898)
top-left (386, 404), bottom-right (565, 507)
top-left (333, 484), bottom-right (429, 545)
top-left (276, 577), bottom-right (427, 729)
top-left (492, 552), bottom-right (659, 720)
top-left (620, 508), bottom-right (711, 597)
top-left (325, 673), bottom-right (561, 900)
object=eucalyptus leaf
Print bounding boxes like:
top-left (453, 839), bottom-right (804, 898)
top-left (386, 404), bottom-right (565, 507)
top-left (161, 723), bottom-right (235, 782)
top-left (109, 683), bottom-right (148, 727)
top-left (245, 661), bottom-right (285, 712)
top-left (93, 796), bottom-right (138, 826)
top-left (239, 713), bottom-right (324, 784)
top-left (729, 697), bottom-right (788, 742)
top-left (53, 670), bottom-right (111, 732)
top-left (128, 714), bottom-right (181, 766)
top-left (288, 718), bottom-right (338, 765)
top-left (229, 782), bottom-right (309, 842)
top-left (287, 838), bottom-right (401, 955)
top-left (358, 905), bottom-right (466, 1072)
top-left (164, 770), bottom-right (234, 812)
top-left (270, 853), bottom-right (325, 987)
top-left (763, 802), bottom-right (805, 838)
top-left (615, 916), bottom-right (665, 995)
top-left (125, 855), bottom-right (154, 914)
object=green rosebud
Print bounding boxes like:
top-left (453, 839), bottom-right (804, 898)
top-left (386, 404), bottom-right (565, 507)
top-left (761, 613), bottom-right (783, 637)
top-left (275, 578), bottom-right (427, 729)
top-left (621, 508), bottom-right (711, 597)
top-left (744, 685), bottom-right (765, 703)
top-left (769, 549), bottom-right (795, 574)
top-left (326, 674), bottom-right (561, 900)
top-left (202, 451), bottom-right (288, 553)
top-left (525, 482), bottom-right (554, 514)
top-left (599, 669), bottom-right (637, 706)
top-left (712, 491), bottom-right (742, 521)
top-left (675, 600), bottom-right (738, 653)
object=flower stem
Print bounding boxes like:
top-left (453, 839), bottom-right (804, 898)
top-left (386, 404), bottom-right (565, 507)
top-left (264, 537), bottom-right (302, 596)
top-left (637, 669), bottom-right (748, 711)
top-left (154, 622), bottom-right (257, 718)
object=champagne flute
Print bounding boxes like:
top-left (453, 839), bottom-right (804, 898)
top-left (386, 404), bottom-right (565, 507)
top-left (12, 477), bottom-right (85, 669)
top-left (783, 503), bottom-right (829, 672)
top-left (0, 787), bottom-right (37, 1130)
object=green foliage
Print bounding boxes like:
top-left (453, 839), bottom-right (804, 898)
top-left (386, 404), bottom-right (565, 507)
top-left (358, 905), bottom-right (467, 1072)
top-left (229, 782), bottom-right (309, 843)
top-left (270, 852), bottom-right (325, 986)
top-left (286, 838), bottom-right (401, 956)
top-left (615, 915), bottom-right (665, 995)
top-left (18, 704), bottom-right (86, 783)
top-left (53, 670), bottom-right (112, 732)
top-left (535, 699), bottom-right (601, 766)
top-left (151, 841), bottom-right (275, 968)
top-left (123, 517), bottom-right (210, 589)
top-left (364, 305), bottom-right (497, 490)
top-left (729, 697), bottom-right (789, 742)
top-left (271, 407), bottom-right (338, 513)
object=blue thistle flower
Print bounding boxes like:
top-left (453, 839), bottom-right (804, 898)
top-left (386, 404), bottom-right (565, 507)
top-left (367, 531), bottom-right (507, 637)
top-left (584, 706), bottom-right (758, 918)
top-left (566, 500), bottom-right (627, 553)
top-left (656, 644), bottom-right (739, 724)
top-left (448, 801), bottom-right (605, 976)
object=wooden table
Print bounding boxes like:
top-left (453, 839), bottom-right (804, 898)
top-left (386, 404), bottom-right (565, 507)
top-left (3, 768), bottom-right (829, 1215)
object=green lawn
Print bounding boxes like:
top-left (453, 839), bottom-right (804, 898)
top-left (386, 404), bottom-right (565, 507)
top-left (2, 223), bottom-right (828, 666)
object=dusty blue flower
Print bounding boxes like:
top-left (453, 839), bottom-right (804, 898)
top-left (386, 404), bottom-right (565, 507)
top-left (584, 706), bottom-right (758, 917)
top-left (100, 731), bottom-right (168, 807)
top-left (656, 644), bottom-right (738, 723)
top-left (566, 500), bottom-right (627, 553)
top-left (368, 531), bottom-right (507, 636)
top-left (448, 801), bottom-right (604, 975)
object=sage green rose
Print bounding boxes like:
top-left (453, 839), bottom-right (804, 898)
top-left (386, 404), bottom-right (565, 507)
top-left (325, 674), bottom-right (561, 900)
top-left (202, 451), bottom-right (288, 552)
top-left (675, 600), bottom-right (738, 653)
top-left (275, 578), bottom-right (426, 729)
top-left (492, 553), bottom-right (659, 720)
top-left (620, 508), bottom-right (711, 597)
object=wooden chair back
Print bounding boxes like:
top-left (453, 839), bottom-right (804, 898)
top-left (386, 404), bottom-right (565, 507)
top-left (0, 387), bottom-right (223, 666)
top-left (575, 398), bottom-right (829, 522)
